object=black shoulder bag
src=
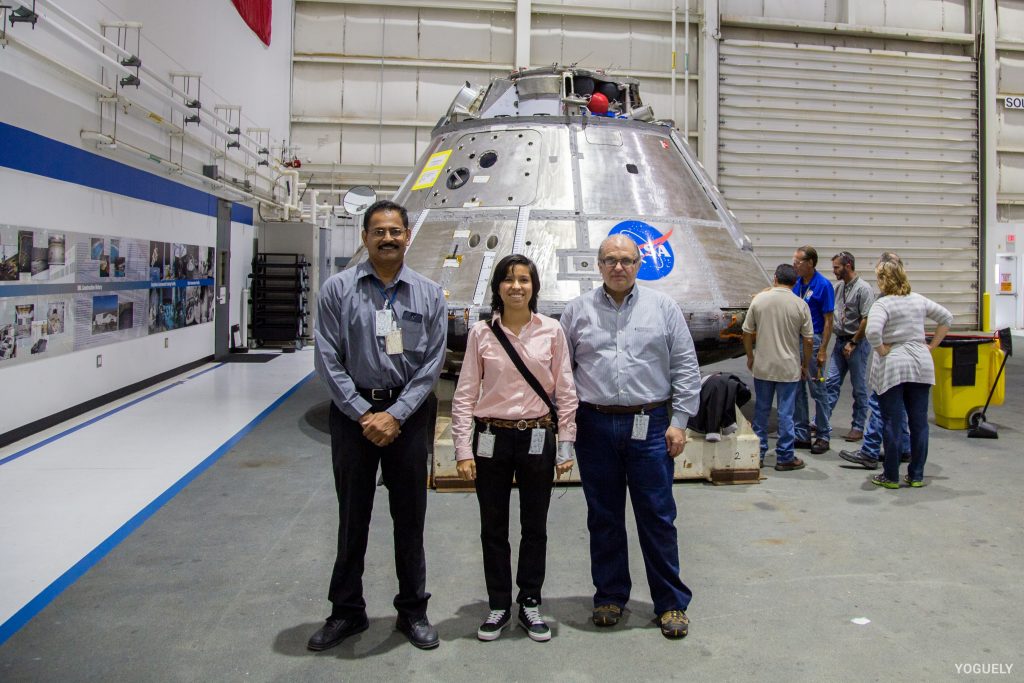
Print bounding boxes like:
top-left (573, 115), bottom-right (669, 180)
top-left (488, 320), bottom-right (558, 433)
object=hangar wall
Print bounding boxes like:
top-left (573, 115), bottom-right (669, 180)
top-left (0, 0), bottom-right (294, 439)
top-left (292, 0), bottom-right (1001, 330)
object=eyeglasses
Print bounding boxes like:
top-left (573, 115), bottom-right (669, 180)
top-left (367, 227), bottom-right (406, 239)
top-left (792, 258), bottom-right (808, 265)
top-left (600, 257), bottom-right (639, 268)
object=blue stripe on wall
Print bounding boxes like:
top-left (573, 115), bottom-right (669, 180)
top-left (0, 122), bottom-right (253, 225)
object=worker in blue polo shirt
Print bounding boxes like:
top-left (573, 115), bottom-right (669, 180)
top-left (791, 245), bottom-right (835, 455)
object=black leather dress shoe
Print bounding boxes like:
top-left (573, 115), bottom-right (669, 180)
top-left (396, 615), bottom-right (440, 649)
top-left (307, 614), bottom-right (369, 651)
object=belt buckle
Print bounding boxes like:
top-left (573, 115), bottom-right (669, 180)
top-left (371, 388), bottom-right (389, 401)
top-left (515, 419), bottom-right (529, 431)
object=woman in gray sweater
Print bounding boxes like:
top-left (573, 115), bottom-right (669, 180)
top-left (865, 261), bottom-right (952, 488)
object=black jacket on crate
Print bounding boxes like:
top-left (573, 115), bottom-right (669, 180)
top-left (688, 373), bottom-right (751, 435)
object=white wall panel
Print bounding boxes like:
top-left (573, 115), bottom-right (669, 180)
top-left (342, 6), bottom-right (388, 57)
top-left (295, 3), bottom-right (347, 54)
top-left (997, 54), bottom-right (1024, 93)
top-left (998, 108), bottom-right (1024, 148)
top-left (997, 153), bottom-right (1024, 193)
top-left (531, 14), bottom-right (565, 65)
top-left (292, 124), bottom-right (342, 164)
top-left (997, 0), bottom-right (1024, 40)
top-left (420, 9), bottom-right (509, 62)
top-left (561, 16), bottom-right (633, 68)
top-left (292, 63), bottom-right (344, 117)
top-left (722, 0), bottom-right (765, 15)
top-left (763, 0), bottom-right (827, 22)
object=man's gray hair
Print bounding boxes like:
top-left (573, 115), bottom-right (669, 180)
top-left (597, 234), bottom-right (641, 261)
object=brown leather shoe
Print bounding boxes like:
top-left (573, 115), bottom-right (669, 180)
top-left (844, 429), bottom-right (864, 442)
top-left (659, 610), bottom-right (689, 639)
top-left (774, 457), bottom-right (806, 471)
top-left (810, 438), bottom-right (830, 454)
top-left (592, 604), bottom-right (622, 627)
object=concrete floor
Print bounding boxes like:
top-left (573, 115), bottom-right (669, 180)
top-left (1, 353), bottom-right (1022, 682)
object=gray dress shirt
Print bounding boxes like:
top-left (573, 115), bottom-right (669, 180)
top-left (560, 285), bottom-right (701, 429)
top-left (833, 276), bottom-right (874, 338)
top-left (314, 260), bottom-right (447, 423)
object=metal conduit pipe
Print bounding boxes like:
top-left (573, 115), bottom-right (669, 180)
top-left (4, 31), bottom-right (283, 204)
top-left (81, 131), bottom-right (256, 204)
top-left (36, 0), bottom-right (267, 152)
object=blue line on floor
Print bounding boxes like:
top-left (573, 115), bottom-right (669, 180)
top-left (0, 370), bottom-right (315, 647)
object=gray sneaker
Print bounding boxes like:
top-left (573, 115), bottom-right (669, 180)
top-left (839, 449), bottom-right (879, 470)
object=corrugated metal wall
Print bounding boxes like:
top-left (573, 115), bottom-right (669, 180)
top-left (718, 40), bottom-right (979, 324)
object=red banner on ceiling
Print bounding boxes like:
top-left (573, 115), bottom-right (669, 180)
top-left (231, 0), bottom-right (272, 46)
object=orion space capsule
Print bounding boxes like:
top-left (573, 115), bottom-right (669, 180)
top-left (377, 65), bottom-right (771, 365)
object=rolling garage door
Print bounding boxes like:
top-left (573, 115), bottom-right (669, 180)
top-left (719, 40), bottom-right (979, 326)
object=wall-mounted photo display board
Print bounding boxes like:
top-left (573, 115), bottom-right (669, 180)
top-left (0, 224), bottom-right (215, 368)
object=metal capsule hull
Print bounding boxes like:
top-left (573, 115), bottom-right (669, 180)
top-left (385, 114), bottom-right (770, 365)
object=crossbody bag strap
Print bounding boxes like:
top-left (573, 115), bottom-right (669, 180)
top-left (488, 320), bottom-right (558, 427)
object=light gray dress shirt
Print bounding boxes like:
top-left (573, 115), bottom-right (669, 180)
top-left (560, 284), bottom-right (701, 429)
top-left (314, 260), bottom-right (447, 423)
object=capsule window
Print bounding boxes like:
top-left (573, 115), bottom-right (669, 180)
top-left (479, 151), bottom-right (498, 169)
top-left (486, 235), bottom-right (499, 249)
top-left (469, 234), bottom-right (481, 248)
top-left (626, 164), bottom-right (639, 174)
top-left (446, 168), bottom-right (471, 189)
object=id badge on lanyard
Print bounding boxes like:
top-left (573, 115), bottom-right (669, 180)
top-left (631, 411), bottom-right (650, 440)
top-left (374, 283), bottom-right (403, 355)
top-left (477, 427), bottom-right (496, 458)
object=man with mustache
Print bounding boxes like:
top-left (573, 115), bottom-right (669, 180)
top-left (310, 200), bottom-right (447, 651)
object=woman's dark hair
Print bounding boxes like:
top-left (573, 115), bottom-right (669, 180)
top-left (490, 254), bottom-right (540, 314)
top-left (362, 199), bottom-right (409, 230)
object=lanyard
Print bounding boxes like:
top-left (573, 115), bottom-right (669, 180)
top-left (373, 281), bottom-right (399, 310)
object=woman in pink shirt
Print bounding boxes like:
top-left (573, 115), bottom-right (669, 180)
top-left (451, 254), bottom-right (578, 644)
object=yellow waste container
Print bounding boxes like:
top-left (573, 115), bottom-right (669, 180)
top-left (930, 334), bottom-right (1006, 430)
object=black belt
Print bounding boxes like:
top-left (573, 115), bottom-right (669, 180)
top-left (579, 400), bottom-right (668, 415)
top-left (836, 335), bottom-right (855, 343)
top-left (357, 387), bottom-right (402, 402)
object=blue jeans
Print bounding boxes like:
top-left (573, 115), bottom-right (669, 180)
top-left (753, 378), bottom-right (799, 464)
top-left (877, 382), bottom-right (931, 482)
top-left (794, 333), bottom-right (831, 442)
top-left (574, 404), bottom-right (692, 615)
top-left (862, 391), bottom-right (910, 460)
top-left (825, 338), bottom-right (871, 432)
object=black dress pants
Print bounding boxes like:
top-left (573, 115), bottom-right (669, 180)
top-left (327, 399), bottom-right (430, 619)
top-left (473, 423), bottom-right (556, 610)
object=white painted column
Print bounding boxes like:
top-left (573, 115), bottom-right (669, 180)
top-left (983, 0), bottom-right (999, 316)
top-left (515, 0), bottom-right (532, 70)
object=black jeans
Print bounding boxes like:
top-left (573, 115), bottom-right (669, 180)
top-left (473, 423), bottom-right (556, 610)
top-left (327, 399), bottom-right (430, 620)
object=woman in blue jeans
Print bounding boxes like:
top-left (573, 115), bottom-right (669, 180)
top-left (865, 261), bottom-right (952, 488)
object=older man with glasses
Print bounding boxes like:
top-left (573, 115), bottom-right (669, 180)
top-left (791, 245), bottom-right (835, 455)
top-left (560, 234), bottom-right (701, 640)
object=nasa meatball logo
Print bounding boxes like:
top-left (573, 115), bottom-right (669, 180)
top-left (608, 221), bottom-right (675, 281)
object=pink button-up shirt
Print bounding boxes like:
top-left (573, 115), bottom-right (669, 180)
top-left (451, 313), bottom-right (578, 461)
